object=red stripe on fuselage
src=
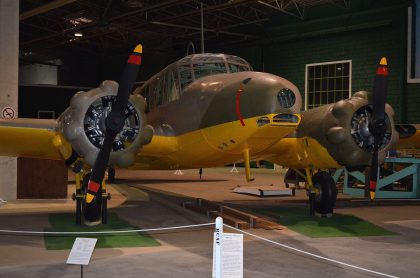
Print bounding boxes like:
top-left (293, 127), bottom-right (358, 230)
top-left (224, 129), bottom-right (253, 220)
top-left (88, 180), bottom-right (100, 192)
top-left (235, 88), bottom-right (245, 126)
top-left (128, 54), bottom-right (142, 65)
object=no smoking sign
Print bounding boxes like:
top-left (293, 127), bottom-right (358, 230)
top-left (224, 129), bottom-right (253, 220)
top-left (2, 107), bottom-right (15, 118)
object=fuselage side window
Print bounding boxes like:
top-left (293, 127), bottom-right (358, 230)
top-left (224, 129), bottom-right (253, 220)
top-left (165, 70), bottom-right (180, 103)
top-left (150, 76), bottom-right (164, 108)
top-left (228, 63), bottom-right (249, 73)
top-left (179, 64), bottom-right (193, 91)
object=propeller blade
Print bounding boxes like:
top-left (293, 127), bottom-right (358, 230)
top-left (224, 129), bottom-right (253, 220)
top-left (368, 57), bottom-right (389, 200)
top-left (86, 44), bottom-right (143, 204)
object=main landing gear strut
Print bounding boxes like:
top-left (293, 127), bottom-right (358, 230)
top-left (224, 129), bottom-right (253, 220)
top-left (299, 168), bottom-right (337, 216)
top-left (72, 170), bottom-right (111, 225)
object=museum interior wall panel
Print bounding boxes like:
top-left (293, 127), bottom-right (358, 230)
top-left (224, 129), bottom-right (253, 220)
top-left (224, 2), bottom-right (408, 122)
top-left (17, 158), bottom-right (67, 199)
top-left (0, 0), bottom-right (19, 201)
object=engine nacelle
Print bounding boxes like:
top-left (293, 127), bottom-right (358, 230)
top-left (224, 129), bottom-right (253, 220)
top-left (58, 80), bottom-right (153, 167)
top-left (297, 91), bottom-right (398, 167)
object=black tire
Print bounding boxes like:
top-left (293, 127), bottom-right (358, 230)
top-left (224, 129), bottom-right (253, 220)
top-left (81, 172), bottom-right (102, 222)
top-left (312, 171), bottom-right (337, 215)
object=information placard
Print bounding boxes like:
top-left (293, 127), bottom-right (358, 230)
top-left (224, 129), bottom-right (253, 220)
top-left (221, 233), bottom-right (243, 278)
top-left (213, 232), bottom-right (243, 278)
top-left (66, 237), bottom-right (97, 266)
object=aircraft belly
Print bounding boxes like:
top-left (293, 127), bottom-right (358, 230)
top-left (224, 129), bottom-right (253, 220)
top-left (134, 114), bottom-right (299, 170)
top-left (263, 137), bottom-right (340, 169)
top-left (201, 114), bottom-right (298, 154)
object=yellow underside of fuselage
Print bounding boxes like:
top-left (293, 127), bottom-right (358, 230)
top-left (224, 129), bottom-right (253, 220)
top-left (132, 114), bottom-right (340, 170)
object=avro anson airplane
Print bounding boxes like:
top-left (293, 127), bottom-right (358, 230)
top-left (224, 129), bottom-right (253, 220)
top-left (0, 44), bottom-right (417, 224)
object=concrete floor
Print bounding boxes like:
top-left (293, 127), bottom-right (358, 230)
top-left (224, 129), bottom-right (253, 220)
top-left (0, 167), bottom-right (419, 277)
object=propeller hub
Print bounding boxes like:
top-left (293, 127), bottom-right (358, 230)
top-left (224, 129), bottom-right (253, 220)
top-left (350, 105), bottom-right (391, 153)
top-left (106, 112), bottom-right (125, 133)
top-left (83, 95), bottom-right (140, 152)
top-left (369, 119), bottom-right (387, 139)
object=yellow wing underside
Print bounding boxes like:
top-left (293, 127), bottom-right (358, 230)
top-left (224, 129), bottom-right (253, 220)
top-left (0, 119), bottom-right (66, 160)
top-left (2, 116), bottom-right (418, 171)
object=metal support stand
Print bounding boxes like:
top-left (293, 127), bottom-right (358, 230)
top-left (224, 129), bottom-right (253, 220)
top-left (230, 163), bottom-right (238, 173)
top-left (174, 169), bottom-right (184, 175)
top-left (102, 197), bottom-right (107, 224)
top-left (73, 172), bottom-right (83, 225)
top-left (81, 265), bottom-right (83, 278)
top-left (333, 157), bottom-right (420, 198)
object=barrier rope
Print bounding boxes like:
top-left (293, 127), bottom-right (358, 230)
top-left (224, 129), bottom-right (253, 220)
top-left (0, 223), bottom-right (214, 235)
top-left (224, 224), bottom-right (399, 278)
top-left (0, 221), bottom-right (399, 277)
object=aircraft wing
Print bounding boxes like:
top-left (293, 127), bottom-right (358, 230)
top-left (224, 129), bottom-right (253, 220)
top-left (0, 118), bottom-right (69, 160)
top-left (395, 124), bottom-right (420, 150)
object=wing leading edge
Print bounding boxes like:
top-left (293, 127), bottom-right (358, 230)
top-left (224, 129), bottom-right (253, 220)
top-left (0, 118), bottom-right (70, 160)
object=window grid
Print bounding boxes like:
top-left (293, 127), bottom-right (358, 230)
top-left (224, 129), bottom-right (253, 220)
top-left (305, 60), bottom-right (352, 110)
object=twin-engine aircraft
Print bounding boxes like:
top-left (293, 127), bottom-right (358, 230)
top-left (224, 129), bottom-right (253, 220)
top-left (0, 44), bottom-right (415, 224)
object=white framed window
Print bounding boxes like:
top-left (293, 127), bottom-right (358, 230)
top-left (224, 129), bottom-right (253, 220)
top-left (305, 60), bottom-right (352, 110)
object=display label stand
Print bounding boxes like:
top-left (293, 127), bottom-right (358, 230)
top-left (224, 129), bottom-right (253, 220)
top-left (66, 237), bottom-right (98, 278)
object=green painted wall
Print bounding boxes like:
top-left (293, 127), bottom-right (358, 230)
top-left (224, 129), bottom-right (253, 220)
top-left (226, 1), bottom-right (419, 123)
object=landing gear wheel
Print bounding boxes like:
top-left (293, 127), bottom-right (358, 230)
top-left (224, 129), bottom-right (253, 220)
top-left (81, 172), bottom-right (102, 223)
top-left (312, 171), bottom-right (337, 215)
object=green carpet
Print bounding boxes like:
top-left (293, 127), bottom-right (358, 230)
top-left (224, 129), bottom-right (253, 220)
top-left (254, 207), bottom-right (397, 238)
top-left (44, 213), bottom-right (160, 250)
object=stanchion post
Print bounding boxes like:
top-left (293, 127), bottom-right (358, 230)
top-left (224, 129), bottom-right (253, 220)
top-left (215, 217), bottom-right (223, 278)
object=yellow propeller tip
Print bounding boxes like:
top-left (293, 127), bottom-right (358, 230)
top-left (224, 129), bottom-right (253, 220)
top-left (379, 57), bottom-right (387, 66)
top-left (86, 193), bottom-right (94, 204)
top-left (369, 191), bottom-right (375, 200)
top-left (134, 44), bottom-right (143, 54)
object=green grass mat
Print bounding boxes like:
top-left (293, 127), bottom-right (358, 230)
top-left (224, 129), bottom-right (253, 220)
top-left (44, 213), bottom-right (160, 250)
top-left (253, 207), bottom-right (397, 238)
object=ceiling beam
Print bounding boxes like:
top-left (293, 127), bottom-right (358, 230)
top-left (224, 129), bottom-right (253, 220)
top-left (257, 0), bottom-right (304, 19)
top-left (20, 0), bottom-right (77, 21)
top-left (151, 21), bottom-right (258, 38)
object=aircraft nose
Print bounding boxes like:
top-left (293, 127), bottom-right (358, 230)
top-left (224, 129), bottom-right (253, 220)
top-left (229, 71), bottom-right (302, 116)
top-left (198, 71), bottom-right (302, 129)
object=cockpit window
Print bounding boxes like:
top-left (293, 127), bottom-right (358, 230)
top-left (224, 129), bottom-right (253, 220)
top-left (228, 63), bottom-right (249, 73)
top-left (193, 62), bottom-right (227, 80)
top-left (136, 53), bottom-right (252, 109)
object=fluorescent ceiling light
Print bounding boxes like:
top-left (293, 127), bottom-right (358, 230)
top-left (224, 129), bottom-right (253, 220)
top-left (74, 32), bottom-right (83, 37)
top-left (69, 17), bottom-right (93, 25)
